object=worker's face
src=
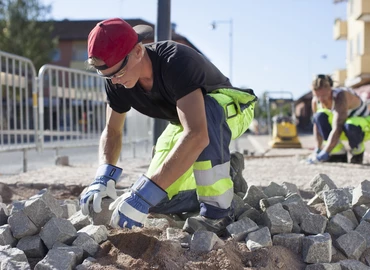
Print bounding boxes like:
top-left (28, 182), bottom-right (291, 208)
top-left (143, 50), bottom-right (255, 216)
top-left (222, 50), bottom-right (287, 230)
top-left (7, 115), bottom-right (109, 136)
top-left (312, 86), bottom-right (332, 103)
top-left (97, 56), bottom-right (129, 80)
top-left (99, 45), bottom-right (142, 88)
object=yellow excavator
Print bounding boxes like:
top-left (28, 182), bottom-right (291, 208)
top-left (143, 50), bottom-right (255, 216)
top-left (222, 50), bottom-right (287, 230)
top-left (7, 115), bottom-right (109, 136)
top-left (265, 91), bottom-right (302, 148)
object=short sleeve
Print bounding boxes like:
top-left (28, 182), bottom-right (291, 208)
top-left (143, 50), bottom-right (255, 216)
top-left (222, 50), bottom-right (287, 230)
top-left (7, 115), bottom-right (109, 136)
top-left (105, 80), bottom-right (131, 113)
top-left (164, 56), bottom-right (207, 100)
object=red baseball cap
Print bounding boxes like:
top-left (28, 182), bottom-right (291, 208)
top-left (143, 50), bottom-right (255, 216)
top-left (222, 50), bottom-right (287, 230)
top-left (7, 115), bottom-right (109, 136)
top-left (88, 18), bottom-right (152, 70)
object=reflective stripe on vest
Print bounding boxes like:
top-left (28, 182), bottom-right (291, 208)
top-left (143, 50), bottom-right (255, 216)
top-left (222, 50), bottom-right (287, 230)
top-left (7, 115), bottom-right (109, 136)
top-left (198, 188), bottom-right (234, 209)
top-left (194, 160), bottom-right (234, 209)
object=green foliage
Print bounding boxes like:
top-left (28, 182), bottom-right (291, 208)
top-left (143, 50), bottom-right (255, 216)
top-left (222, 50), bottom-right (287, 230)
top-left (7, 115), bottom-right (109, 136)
top-left (0, 0), bottom-right (57, 70)
top-left (253, 93), bottom-right (268, 119)
top-left (254, 91), bottom-right (293, 121)
top-left (254, 92), bottom-right (272, 120)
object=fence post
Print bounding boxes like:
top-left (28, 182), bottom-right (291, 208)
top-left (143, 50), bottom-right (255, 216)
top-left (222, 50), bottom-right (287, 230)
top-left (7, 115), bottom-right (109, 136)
top-left (34, 77), bottom-right (41, 151)
top-left (23, 149), bottom-right (28, 172)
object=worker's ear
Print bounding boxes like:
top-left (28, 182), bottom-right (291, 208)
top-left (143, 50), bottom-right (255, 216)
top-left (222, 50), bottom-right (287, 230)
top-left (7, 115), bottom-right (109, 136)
top-left (132, 43), bottom-right (144, 59)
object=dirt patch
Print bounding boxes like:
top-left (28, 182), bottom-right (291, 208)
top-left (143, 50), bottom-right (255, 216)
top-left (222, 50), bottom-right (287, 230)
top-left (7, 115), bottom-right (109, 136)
top-left (90, 228), bottom-right (306, 270)
top-left (1, 182), bottom-right (85, 203)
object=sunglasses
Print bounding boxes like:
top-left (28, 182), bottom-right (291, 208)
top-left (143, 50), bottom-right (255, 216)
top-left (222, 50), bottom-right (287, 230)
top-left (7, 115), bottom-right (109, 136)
top-left (96, 55), bottom-right (130, 79)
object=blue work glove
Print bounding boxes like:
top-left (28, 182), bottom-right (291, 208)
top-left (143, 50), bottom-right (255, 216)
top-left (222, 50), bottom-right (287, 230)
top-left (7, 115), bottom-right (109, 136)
top-left (317, 150), bottom-right (330, 162)
top-left (109, 175), bottom-right (167, 228)
top-left (306, 150), bottom-right (330, 164)
top-left (80, 164), bottom-right (122, 215)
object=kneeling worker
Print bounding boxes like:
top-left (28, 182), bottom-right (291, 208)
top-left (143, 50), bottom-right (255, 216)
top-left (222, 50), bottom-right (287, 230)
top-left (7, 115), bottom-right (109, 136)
top-left (308, 74), bottom-right (370, 164)
top-left (79, 18), bottom-right (257, 235)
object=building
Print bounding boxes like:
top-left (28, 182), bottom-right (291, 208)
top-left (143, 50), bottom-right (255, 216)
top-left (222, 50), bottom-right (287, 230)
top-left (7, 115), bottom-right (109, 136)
top-left (332, 0), bottom-right (370, 105)
top-left (295, 0), bottom-right (370, 132)
top-left (333, 0), bottom-right (370, 93)
top-left (50, 19), bottom-right (204, 70)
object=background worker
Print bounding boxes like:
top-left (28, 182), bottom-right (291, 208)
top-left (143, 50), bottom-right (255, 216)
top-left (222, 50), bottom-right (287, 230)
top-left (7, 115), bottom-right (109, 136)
top-left (79, 18), bottom-right (256, 235)
top-left (308, 74), bottom-right (370, 164)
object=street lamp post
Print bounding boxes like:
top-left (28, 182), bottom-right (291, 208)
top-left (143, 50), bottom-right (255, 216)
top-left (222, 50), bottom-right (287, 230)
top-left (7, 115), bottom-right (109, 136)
top-left (211, 19), bottom-right (239, 151)
top-left (211, 19), bottom-right (233, 83)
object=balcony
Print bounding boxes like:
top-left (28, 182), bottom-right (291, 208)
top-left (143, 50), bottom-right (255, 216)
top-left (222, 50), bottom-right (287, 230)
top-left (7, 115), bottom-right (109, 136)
top-left (332, 69), bottom-right (347, 87)
top-left (353, 0), bottom-right (370, 22)
top-left (347, 54), bottom-right (370, 80)
top-left (333, 19), bottom-right (347, 40)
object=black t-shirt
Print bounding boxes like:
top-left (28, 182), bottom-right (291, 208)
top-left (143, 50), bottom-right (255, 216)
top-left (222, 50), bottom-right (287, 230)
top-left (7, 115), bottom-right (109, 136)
top-left (105, 40), bottom-right (232, 123)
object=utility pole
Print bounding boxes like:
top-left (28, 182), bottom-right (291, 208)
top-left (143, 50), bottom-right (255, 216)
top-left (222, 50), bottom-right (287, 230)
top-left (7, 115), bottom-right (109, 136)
top-left (153, 0), bottom-right (171, 145)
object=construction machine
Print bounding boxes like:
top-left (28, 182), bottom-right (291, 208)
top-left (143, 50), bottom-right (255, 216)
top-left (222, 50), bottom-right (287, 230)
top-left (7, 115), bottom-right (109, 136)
top-left (265, 91), bottom-right (302, 148)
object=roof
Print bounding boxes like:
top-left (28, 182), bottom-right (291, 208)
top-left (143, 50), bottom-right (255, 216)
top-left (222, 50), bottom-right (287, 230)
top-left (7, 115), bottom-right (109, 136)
top-left (51, 18), bottom-right (204, 54)
top-left (294, 91), bottom-right (312, 104)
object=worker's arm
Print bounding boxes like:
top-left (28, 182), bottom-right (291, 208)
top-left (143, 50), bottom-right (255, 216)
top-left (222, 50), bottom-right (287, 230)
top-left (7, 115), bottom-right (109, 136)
top-left (99, 105), bottom-right (126, 165)
top-left (80, 105), bottom-right (126, 215)
top-left (149, 88), bottom-right (209, 189)
top-left (322, 92), bottom-right (347, 154)
top-left (109, 88), bottom-right (210, 229)
top-left (311, 97), bottom-right (323, 150)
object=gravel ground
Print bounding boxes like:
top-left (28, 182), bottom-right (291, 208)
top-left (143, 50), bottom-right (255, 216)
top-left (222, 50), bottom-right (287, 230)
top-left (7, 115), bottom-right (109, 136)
top-left (1, 133), bottom-right (369, 192)
top-left (240, 134), bottom-right (370, 191)
top-left (0, 133), bottom-right (369, 270)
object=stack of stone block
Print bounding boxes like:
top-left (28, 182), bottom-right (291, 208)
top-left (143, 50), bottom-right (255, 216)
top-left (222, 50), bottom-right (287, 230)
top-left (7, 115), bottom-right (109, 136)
top-left (2, 173), bottom-right (370, 269)
top-left (0, 189), bottom-right (105, 269)
top-left (209, 173), bottom-right (370, 269)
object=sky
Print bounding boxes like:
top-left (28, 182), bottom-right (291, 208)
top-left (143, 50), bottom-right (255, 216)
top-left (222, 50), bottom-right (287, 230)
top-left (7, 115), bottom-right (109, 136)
top-left (40, 0), bottom-right (347, 100)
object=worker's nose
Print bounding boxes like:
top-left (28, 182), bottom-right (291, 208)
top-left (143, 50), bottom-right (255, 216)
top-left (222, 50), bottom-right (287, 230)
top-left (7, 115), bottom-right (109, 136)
top-left (111, 77), bottom-right (120, 84)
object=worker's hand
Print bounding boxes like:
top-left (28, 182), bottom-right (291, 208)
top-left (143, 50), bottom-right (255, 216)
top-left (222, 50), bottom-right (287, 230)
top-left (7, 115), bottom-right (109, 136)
top-left (306, 150), bottom-right (330, 164)
top-left (80, 164), bottom-right (122, 215)
top-left (316, 150), bottom-right (330, 162)
top-left (109, 175), bottom-right (167, 229)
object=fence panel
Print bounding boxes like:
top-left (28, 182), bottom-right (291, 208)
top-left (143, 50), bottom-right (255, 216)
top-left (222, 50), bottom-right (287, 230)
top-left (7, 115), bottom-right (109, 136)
top-left (0, 51), bottom-right (38, 152)
top-left (124, 109), bottom-right (153, 157)
top-left (38, 65), bottom-right (107, 149)
top-left (0, 55), bottom-right (154, 172)
top-left (38, 64), bottom-right (153, 155)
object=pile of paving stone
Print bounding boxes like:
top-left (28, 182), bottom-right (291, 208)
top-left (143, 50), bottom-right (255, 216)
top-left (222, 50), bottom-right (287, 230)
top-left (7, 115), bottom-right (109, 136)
top-left (1, 172), bottom-right (370, 269)
top-left (0, 188), bottom-right (102, 269)
top-left (232, 173), bottom-right (370, 270)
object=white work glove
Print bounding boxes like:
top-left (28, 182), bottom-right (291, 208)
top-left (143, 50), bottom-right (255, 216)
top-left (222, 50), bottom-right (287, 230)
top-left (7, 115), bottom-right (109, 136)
top-left (80, 164), bottom-right (122, 215)
top-left (109, 175), bottom-right (167, 229)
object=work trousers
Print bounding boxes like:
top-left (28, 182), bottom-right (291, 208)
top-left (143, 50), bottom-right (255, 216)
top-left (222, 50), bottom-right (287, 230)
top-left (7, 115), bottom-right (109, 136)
top-left (313, 111), bottom-right (369, 149)
top-left (149, 89), bottom-right (256, 218)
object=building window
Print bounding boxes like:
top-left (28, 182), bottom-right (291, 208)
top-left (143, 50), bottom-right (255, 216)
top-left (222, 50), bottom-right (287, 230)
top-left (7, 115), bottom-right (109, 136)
top-left (357, 33), bottom-right (363, 56)
top-left (51, 48), bottom-right (61, 62)
top-left (349, 39), bottom-right (353, 62)
top-left (72, 44), bottom-right (88, 61)
top-left (349, 0), bottom-right (353, 15)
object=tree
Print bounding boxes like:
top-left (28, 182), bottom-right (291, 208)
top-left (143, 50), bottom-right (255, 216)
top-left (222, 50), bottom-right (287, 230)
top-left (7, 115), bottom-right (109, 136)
top-left (0, 0), bottom-right (57, 70)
